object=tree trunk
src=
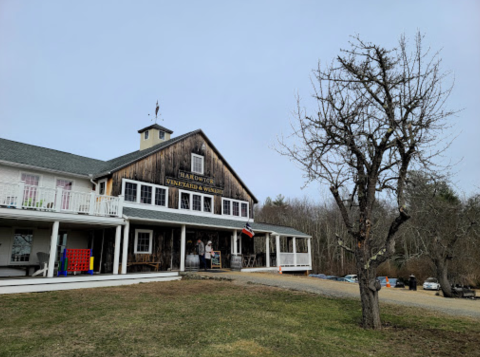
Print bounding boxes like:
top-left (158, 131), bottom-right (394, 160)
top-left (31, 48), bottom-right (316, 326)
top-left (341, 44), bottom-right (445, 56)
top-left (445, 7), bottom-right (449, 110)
top-left (357, 255), bottom-right (382, 329)
top-left (436, 259), bottom-right (453, 298)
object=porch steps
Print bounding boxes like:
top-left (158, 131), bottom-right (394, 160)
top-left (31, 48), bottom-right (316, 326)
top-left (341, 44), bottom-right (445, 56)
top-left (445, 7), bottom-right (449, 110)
top-left (0, 272), bottom-right (181, 295)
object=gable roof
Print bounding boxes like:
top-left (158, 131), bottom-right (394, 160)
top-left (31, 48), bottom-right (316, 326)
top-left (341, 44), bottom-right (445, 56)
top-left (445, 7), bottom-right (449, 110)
top-left (0, 129), bottom-right (258, 203)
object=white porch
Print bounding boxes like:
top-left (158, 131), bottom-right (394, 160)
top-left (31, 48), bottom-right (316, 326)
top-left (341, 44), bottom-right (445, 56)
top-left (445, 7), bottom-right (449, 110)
top-left (0, 272), bottom-right (180, 295)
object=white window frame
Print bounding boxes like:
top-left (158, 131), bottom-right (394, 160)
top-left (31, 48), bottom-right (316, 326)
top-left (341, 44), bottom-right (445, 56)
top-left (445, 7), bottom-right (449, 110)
top-left (159, 131), bottom-right (165, 140)
top-left (97, 178), bottom-right (107, 195)
top-left (19, 172), bottom-right (42, 186)
top-left (10, 227), bottom-right (35, 264)
top-left (191, 153), bottom-right (204, 175)
top-left (121, 179), bottom-right (169, 208)
top-left (222, 198), bottom-right (249, 218)
top-left (178, 189), bottom-right (214, 214)
top-left (134, 229), bottom-right (153, 254)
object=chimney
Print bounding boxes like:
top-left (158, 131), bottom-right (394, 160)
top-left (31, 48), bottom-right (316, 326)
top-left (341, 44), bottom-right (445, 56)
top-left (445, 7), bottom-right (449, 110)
top-left (138, 124), bottom-right (174, 150)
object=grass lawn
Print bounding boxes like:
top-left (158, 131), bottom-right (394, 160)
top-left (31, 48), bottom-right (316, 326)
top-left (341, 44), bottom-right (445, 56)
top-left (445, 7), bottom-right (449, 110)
top-left (1, 279), bottom-right (479, 357)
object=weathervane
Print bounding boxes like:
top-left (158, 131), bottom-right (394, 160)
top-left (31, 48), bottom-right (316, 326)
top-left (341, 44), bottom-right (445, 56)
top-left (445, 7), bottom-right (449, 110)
top-left (148, 100), bottom-right (162, 123)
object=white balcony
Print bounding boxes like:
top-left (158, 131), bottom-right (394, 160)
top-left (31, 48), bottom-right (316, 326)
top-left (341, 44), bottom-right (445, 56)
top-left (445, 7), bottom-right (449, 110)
top-left (0, 182), bottom-right (123, 218)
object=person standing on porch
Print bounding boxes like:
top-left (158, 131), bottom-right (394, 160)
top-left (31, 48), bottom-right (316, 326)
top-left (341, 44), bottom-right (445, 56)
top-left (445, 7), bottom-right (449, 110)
top-left (205, 241), bottom-right (214, 270)
top-left (196, 239), bottom-right (206, 270)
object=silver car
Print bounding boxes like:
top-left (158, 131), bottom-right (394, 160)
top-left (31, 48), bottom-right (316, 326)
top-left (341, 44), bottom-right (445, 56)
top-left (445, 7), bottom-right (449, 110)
top-left (423, 277), bottom-right (441, 290)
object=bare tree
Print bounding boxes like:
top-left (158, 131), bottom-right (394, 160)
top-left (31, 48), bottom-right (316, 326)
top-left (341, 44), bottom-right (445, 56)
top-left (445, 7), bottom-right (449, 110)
top-left (405, 172), bottom-right (479, 297)
top-left (277, 33), bottom-right (455, 329)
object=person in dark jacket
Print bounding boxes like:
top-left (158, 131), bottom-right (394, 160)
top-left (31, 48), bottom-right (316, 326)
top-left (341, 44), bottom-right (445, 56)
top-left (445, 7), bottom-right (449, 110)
top-left (409, 274), bottom-right (417, 291)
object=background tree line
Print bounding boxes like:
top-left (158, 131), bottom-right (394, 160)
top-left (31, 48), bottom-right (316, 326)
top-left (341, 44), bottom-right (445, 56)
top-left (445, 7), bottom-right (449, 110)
top-left (255, 181), bottom-right (480, 289)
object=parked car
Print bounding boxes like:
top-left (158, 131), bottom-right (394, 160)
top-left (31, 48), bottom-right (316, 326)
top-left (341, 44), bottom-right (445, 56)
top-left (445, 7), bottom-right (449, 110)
top-left (326, 275), bottom-right (338, 280)
top-left (344, 274), bottom-right (358, 282)
top-left (451, 285), bottom-right (476, 299)
top-left (308, 274), bottom-right (327, 279)
top-left (394, 278), bottom-right (406, 288)
top-left (377, 276), bottom-right (387, 286)
top-left (423, 277), bottom-right (441, 290)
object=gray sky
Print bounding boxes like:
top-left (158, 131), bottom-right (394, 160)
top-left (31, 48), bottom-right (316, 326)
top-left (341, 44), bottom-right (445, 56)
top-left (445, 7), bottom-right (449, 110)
top-left (1, 0), bottom-right (479, 204)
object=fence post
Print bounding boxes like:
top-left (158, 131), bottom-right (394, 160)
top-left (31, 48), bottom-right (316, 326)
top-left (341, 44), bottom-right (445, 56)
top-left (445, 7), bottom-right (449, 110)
top-left (117, 195), bottom-right (124, 217)
top-left (55, 187), bottom-right (63, 212)
top-left (89, 192), bottom-right (96, 215)
top-left (16, 182), bottom-right (25, 208)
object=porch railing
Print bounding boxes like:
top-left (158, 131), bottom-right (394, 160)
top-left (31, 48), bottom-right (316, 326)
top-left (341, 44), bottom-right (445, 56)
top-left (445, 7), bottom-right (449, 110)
top-left (0, 182), bottom-right (123, 218)
top-left (279, 252), bottom-right (310, 267)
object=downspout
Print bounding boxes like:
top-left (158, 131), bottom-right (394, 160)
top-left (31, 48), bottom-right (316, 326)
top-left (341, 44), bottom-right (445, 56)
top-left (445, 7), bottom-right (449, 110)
top-left (89, 174), bottom-right (97, 192)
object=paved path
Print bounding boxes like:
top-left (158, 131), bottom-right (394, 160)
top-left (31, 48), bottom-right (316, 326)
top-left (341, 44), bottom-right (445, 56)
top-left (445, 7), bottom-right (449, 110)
top-left (194, 271), bottom-right (480, 320)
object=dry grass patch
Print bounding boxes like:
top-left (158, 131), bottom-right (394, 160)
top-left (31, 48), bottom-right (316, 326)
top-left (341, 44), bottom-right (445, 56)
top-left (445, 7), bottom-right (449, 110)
top-left (1, 280), bottom-right (479, 357)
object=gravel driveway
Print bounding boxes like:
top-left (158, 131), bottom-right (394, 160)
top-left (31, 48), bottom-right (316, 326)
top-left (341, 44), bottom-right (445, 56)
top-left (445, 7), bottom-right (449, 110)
top-left (193, 271), bottom-right (480, 320)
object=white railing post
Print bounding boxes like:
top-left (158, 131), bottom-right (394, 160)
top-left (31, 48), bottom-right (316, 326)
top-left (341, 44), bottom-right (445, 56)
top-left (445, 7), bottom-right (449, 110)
top-left (275, 235), bottom-right (280, 268)
top-left (266, 233), bottom-right (270, 268)
top-left (180, 225), bottom-right (186, 272)
top-left (16, 182), bottom-right (25, 208)
top-left (55, 187), bottom-right (63, 212)
top-left (121, 221), bottom-right (130, 274)
top-left (233, 230), bottom-right (237, 255)
top-left (117, 195), bottom-right (124, 217)
top-left (48, 221), bottom-right (60, 277)
top-left (293, 237), bottom-right (297, 267)
top-left (307, 238), bottom-right (312, 268)
top-left (113, 225), bottom-right (122, 275)
top-left (89, 192), bottom-right (96, 215)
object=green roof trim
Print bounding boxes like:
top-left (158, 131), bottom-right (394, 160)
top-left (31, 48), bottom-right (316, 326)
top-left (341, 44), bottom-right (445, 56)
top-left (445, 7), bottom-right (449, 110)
top-left (123, 207), bottom-right (311, 238)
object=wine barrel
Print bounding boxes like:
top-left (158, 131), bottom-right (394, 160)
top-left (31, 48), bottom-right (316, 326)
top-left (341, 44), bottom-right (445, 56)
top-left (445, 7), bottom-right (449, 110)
top-left (185, 254), bottom-right (200, 271)
top-left (230, 255), bottom-right (242, 271)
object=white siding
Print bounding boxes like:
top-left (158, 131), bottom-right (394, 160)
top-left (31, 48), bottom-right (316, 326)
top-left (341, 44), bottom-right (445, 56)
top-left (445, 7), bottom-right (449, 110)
top-left (0, 164), bottom-right (93, 193)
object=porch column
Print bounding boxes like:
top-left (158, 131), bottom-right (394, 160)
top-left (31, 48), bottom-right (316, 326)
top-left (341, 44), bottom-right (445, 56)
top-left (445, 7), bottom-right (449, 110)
top-left (307, 238), bottom-right (312, 268)
top-left (180, 225), bottom-right (186, 272)
top-left (293, 237), bottom-right (297, 267)
top-left (47, 221), bottom-right (59, 278)
top-left (113, 225), bottom-right (122, 275)
top-left (265, 233), bottom-right (270, 268)
top-left (233, 230), bottom-right (238, 255)
top-left (121, 221), bottom-right (130, 274)
top-left (275, 235), bottom-right (280, 268)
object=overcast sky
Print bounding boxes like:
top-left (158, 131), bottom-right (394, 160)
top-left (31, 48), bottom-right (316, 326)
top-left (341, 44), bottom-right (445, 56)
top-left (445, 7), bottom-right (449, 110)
top-left (1, 0), bottom-right (479, 204)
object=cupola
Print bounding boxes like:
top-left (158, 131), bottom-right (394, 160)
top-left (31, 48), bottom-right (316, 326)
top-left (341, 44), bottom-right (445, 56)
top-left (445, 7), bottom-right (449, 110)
top-left (137, 124), bottom-right (173, 150)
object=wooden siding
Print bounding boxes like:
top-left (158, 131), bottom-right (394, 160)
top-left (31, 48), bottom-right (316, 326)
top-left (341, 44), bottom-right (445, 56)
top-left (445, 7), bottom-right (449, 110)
top-left (111, 132), bottom-right (254, 217)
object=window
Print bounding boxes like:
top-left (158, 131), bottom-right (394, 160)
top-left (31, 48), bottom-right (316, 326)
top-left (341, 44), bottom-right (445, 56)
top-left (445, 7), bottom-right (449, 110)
top-left (159, 131), bottom-right (165, 140)
top-left (122, 179), bottom-right (168, 207)
top-left (134, 229), bottom-right (153, 254)
top-left (181, 192), bottom-right (190, 209)
top-left (11, 229), bottom-right (33, 262)
top-left (179, 190), bottom-right (214, 214)
top-left (241, 203), bottom-right (248, 218)
top-left (144, 130), bottom-right (149, 140)
top-left (155, 187), bottom-right (166, 206)
top-left (223, 199), bottom-right (231, 215)
top-left (97, 179), bottom-right (106, 195)
top-left (192, 194), bottom-right (202, 211)
top-left (204, 196), bottom-right (212, 213)
top-left (222, 198), bottom-right (249, 218)
top-left (57, 179), bottom-right (73, 210)
top-left (21, 173), bottom-right (40, 207)
top-left (191, 154), bottom-right (204, 174)
top-left (140, 185), bottom-right (152, 204)
top-left (232, 201), bottom-right (239, 216)
top-left (125, 182), bottom-right (138, 202)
